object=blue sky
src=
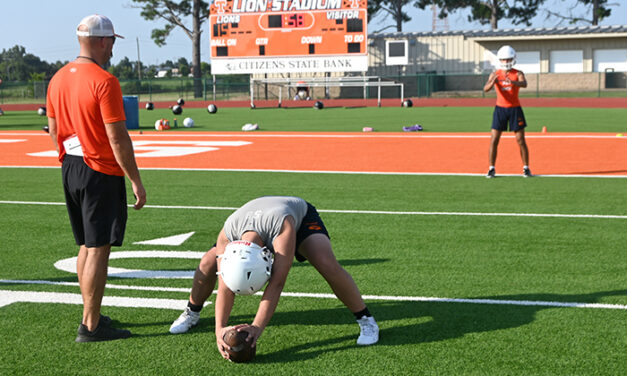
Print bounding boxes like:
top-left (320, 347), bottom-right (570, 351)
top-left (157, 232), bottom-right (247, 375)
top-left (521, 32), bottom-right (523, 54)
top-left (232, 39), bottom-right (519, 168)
top-left (0, 0), bottom-right (624, 67)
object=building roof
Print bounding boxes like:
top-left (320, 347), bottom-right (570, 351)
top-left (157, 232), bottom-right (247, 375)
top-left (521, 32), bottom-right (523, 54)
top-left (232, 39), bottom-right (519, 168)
top-left (370, 25), bottom-right (627, 40)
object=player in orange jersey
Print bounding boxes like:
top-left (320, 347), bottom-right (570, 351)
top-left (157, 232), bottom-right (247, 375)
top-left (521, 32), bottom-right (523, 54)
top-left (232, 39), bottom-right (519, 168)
top-left (46, 15), bottom-right (146, 342)
top-left (483, 45), bottom-right (532, 178)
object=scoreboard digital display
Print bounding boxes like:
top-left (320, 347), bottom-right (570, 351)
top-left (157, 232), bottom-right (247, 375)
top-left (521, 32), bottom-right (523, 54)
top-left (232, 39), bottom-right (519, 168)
top-left (209, 0), bottom-right (368, 74)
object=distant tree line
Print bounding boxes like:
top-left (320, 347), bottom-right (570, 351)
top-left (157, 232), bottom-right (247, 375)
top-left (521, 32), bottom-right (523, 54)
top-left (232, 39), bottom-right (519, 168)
top-left (0, 44), bottom-right (227, 82)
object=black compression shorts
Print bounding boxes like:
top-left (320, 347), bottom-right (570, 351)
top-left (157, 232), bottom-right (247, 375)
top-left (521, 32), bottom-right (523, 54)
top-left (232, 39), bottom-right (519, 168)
top-left (294, 202), bottom-right (330, 262)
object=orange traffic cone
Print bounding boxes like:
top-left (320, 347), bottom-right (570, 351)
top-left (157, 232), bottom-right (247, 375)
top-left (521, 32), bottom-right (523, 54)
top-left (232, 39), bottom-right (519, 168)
top-left (541, 126), bottom-right (547, 133)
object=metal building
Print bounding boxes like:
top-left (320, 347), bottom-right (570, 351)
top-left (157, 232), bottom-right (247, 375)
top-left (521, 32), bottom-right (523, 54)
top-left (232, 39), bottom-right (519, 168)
top-left (367, 25), bottom-right (627, 75)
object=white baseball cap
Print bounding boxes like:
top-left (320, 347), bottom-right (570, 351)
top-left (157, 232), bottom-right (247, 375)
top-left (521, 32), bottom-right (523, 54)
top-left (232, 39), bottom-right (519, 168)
top-left (76, 14), bottom-right (124, 39)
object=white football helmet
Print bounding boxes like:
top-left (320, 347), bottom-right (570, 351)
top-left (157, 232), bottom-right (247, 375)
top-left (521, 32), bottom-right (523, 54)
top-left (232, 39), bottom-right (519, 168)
top-left (497, 45), bottom-right (516, 70)
top-left (218, 241), bottom-right (273, 295)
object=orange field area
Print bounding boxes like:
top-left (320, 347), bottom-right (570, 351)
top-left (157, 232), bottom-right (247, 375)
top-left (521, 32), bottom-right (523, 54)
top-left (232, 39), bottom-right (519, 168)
top-left (1, 131), bottom-right (625, 177)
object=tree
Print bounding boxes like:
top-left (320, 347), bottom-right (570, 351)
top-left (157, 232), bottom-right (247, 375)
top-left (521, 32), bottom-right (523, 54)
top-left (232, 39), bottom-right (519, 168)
top-left (200, 62), bottom-right (212, 77)
top-left (109, 57), bottom-right (137, 80)
top-left (177, 57), bottom-right (191, 77)
top-left (369, 0), bottom-right (415, 32)
top-left (544, 0), bottom-right (614, 26)
top-left (0, 45), bottom-right (57, 81)
top-left (416, 0), bottom-right (546, 30)
top-left (132, 0), bottom-right (210, 97)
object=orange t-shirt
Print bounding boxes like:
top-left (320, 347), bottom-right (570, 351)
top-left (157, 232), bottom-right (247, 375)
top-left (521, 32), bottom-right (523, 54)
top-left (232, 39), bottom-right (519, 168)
top-left (494, 69), bottom-right (521, 108)
top-left (46, 62), bottom-right (126, 176)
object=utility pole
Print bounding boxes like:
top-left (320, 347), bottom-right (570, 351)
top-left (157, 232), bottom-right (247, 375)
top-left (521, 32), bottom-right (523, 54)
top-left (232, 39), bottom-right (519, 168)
top-left (432, 5), bottom-right (449, 32)
top-left (136, 37), bottom-right (142, 80)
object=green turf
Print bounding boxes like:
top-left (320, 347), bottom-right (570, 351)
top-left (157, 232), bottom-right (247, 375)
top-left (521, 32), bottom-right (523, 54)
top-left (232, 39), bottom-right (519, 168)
top-left (1, 168), bottom-right (625, 375)
top-left (2, 106), bottom-right (627, 133)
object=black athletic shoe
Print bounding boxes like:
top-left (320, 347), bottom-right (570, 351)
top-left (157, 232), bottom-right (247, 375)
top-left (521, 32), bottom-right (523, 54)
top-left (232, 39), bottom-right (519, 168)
top-left (100, 315), bottom-right (112, 327)
top-left (523, 167), bottom-right (532, 178)
top-left (75, 323), bottom-right (131, 343)
top-left (486, 168), bottom-right (495, 179)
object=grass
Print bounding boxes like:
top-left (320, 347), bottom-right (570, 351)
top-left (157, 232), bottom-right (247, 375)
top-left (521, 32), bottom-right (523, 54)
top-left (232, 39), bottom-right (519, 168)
top-left (0, 168), bottom-right (626, 375)
top-left (0, 105), bottom-right (626, 375)
top-left (2, 106), bottom-right (627, 133)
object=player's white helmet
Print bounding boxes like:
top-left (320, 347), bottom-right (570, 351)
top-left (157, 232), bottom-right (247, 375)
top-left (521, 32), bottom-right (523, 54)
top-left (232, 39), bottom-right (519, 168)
top-left (497, 45), bottom-right (516, 70)
top-left (218, 241), bottom-right (273, 295)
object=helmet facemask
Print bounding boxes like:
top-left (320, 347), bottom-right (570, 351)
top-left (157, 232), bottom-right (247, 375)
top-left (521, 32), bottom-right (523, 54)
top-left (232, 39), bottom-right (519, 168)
top-left (500, 58), bottom-right (515, 71)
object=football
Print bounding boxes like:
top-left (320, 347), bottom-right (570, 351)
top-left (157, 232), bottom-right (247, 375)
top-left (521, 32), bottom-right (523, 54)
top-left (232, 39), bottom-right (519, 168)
top-left (402, 99), bottom-right (413, 107)
top-left (183, 117), bottom-right (194, 128)
top-left (37, 106), bottom-right (47, 116)
top-left (313, 101), bottom-right (324, 109)
top-left (207, 104), bottom-right (218, 114)
top-left (223, 329), bottom-right (255, 363)
top-left (177, 98), bottom-right (185, 106)
top-left (171, 105), bottom-right (183, 115)
top-left (145, 102), bottom-right (154, 110)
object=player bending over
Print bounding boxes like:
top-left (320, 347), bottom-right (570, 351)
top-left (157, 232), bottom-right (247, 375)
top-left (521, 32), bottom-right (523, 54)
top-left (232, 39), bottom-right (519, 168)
top-left (169, 196), bottom-right (379, 359)
top-left (484, 45), bottom-right (532, 178)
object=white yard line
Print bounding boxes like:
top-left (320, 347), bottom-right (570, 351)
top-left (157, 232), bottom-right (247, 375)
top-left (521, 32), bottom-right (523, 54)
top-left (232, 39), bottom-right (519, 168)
top-left (1, 200), bottom-right (626, 219)
top-left (2, 165), bottom-right (625, 178)
top-left (1, 280), bottom-right (625, 310)
top-left (1, 132), bottom-right (624, 139)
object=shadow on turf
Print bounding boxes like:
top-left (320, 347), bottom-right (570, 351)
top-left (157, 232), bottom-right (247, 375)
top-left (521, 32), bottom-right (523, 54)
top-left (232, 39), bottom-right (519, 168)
top-left (227, 289), bottom-right (627, 363)
top-left (292, 258), bottom-right (390, 268)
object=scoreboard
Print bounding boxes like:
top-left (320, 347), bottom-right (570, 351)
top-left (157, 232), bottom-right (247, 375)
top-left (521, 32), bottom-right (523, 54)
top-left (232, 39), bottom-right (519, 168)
top-left (209, 0), bottom-right (368, 74)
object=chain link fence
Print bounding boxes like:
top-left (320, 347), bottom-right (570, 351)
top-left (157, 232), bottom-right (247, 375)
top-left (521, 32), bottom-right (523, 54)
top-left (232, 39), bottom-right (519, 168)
top-left (2, 73), bottom-right (626, 105)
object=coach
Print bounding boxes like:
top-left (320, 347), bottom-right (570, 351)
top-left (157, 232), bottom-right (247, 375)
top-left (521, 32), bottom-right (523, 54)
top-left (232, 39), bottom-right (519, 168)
top-left (46, 14), bottom-right (146, 342)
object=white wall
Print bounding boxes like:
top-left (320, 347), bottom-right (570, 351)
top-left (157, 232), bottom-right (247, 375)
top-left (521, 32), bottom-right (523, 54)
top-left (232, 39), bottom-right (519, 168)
top-left (514, 51), bottom-right (541, 73)
top-left (593, 49), bottom-right (627, 72)
top-left (550, 50), bottom-right (584, 73)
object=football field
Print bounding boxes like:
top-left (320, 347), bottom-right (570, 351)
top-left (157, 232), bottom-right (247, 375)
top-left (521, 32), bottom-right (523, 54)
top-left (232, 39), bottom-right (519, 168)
top-left (0, 106), bottom-right (626, 375)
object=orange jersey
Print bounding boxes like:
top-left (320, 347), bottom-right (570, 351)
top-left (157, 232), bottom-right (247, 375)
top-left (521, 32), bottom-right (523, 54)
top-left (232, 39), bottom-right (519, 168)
top-left (494, 69), bottom-right (521, 108)
top-left (47, 62), bottom-right (126, 176)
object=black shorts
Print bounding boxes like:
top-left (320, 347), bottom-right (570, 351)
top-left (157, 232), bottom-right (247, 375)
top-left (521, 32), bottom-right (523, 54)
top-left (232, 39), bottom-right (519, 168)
top-left (294, 202), bottom-right (330, 262)
top-left (492, 106), bottom-right (526, 132)
top-left (62, 155), bottom-right (127, 247)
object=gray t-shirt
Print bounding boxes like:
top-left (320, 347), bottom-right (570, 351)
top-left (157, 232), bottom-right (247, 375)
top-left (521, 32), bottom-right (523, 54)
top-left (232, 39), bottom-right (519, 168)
top-left (223, 196), bottom-right (308, 251)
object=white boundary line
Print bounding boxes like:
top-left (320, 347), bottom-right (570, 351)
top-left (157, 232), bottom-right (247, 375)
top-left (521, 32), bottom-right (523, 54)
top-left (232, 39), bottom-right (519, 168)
top-left (0, 290), bottom-right (190, 310)
top-left (1, 131), bottom-right (624, 139)
top-left (1, 280), bottom-right (625, 310)
top-left (1, 165), bottom-right (625, 178)
top-left (1, 200), bottom-right (626, 219)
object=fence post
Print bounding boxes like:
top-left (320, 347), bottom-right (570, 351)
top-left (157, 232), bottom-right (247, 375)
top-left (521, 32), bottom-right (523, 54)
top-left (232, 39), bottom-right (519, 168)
top-left (536, 73), bottom-right (539, 98)
top-left (598, 72), bottom-right (601, 98)
top-left (213, 75), bottom-right (216, 101)
top-left (426, 74), bottom-right (431, 98)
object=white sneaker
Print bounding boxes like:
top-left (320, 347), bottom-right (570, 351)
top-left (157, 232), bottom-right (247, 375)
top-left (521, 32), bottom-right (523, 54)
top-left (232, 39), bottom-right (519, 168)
top-left (356, 316), bottom-right (379, 345)
top-left (169, 307), bottom-right (200, 334)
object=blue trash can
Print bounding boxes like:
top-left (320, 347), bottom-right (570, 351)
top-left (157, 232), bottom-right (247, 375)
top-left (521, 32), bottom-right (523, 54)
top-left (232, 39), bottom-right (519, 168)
top-left (123, 96), bottom-right (139, 129)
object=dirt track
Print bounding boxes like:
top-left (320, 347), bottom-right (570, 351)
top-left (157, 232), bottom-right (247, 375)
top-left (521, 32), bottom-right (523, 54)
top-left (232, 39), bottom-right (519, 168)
top-left (3, 97), bottom-right (626, 111)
